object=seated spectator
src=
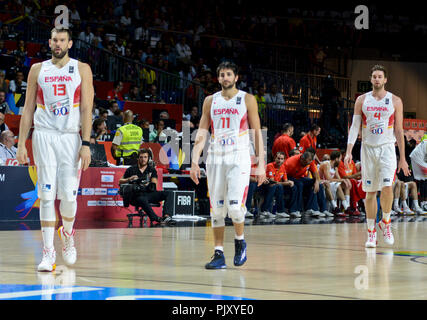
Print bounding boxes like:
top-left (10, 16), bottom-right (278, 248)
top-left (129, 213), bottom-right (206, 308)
top-left (107, 80), bottom-right (124, 101)
top-left (318, 150), bottom-right (352, 217)
top-left (0, 112), bottom-right (9, 133)
top-left (0, 90), bottom-right (12, 114)
top-left (106, 106), bottom-right (124, 133)
top-left (0, 70), bottom-right (9, 93)
top-left (175, 36), bottom-right (192, 64)
top-left (9, 71), bottom-right (27, 94)
top-left (298, 124), bottom-right (321, 163)
top-left (91, 118), bottom-right (113, 142)
top-left (107, 100), bottom-right (119, 116)
top-left (12, 40), bottom-right (27, 60)
top-left (0, 130), bottom-right (17, 164)
top-left (262, 151), bottom-right (300, 218)
top-left (98, 108), bottom-right (108, 122)
top-left (265, 84), bottom-right (285, 110)
top-left (124, 85), bottom-right (142, 101)
top-left (35, 44), bottom-right (51, 60)
top-left (142, 84), bottom-right (164, 103)
top-left (285, 150), bottom-right (331, 217)
top-left (255, 86), bottom-right (267, 124)
top-left (140, 58), bottom-right (157, 90)
top-left (189, 106), bottom-right (200, 131)
top-left (272, 123), bottom-right (296, 159)
top-left (149, 119), bottom-right (167, 143)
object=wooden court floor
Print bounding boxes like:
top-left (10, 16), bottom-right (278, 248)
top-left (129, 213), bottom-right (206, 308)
top-left (0, 217), bottom-right (426, 300)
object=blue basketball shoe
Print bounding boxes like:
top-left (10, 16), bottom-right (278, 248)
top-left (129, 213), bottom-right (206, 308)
top-left (205, 250), bottom-right (227, 269)
top-left (234, 239), bottom-right (247, 266)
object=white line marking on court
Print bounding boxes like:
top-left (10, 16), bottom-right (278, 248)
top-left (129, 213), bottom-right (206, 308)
top-left (0, 286), bottom-right (102, 299)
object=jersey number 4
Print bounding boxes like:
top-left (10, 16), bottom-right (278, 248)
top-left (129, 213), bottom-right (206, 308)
top-left (374, 112), bottom-right (381, 120)
top-left (53, 84), bottom-right (66, 96)
top-left (220, 117), bottom-right (230, 128)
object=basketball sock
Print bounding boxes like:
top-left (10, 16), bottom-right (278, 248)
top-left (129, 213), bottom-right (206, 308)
top-left (402, 200), bottom-right (409, 209)
top-left (41, 227), bottom-right (55, 250)
top-left (235, 234), bottom-right (244, 240)
top-left (412, 200), bottom-right (420, 209)
top-left (331, 200), bottom-right (337, 209)
top-left (367, 219), bottom-right (375, 231)
top-left (345, 195), bottom-right (350, 205)
top-left (382, 211), bottom-right (391, 222)
top-left (342, 200), bottom-right (349, 210)
top-left (214, 246), bottom-right (224, 253)
top-left (393, 199), bottom-right (399, 207)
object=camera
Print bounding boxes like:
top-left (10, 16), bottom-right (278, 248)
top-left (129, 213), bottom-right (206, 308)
top-left (119, 177), bottom-right (156, 207)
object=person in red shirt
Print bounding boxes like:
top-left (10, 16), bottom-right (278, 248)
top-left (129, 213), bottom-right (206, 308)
top-left (298, 124), bottom-right (321, 163)
top-left (338, 149), bottom-right (363, 215)
top-left (107, 80), bottom-right (124, 101)
top-left (272, 123), bottom-right (296, 159)
top-left (285, 150), bottom-right (331, 217)
top-left (260, 152), bottom-right (293, 218)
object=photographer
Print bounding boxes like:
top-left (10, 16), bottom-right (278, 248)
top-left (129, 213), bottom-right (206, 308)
top-left (119, 148), bottom-right (172, 224)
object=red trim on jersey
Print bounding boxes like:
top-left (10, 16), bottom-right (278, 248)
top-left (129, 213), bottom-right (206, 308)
top-left (211, 120), bottom-right (214, 136)
top-left (242, 185), bottom-right (249, 206)
top-left (239, 112), bottom-right (248, 132)
top-left (73, 84), bottom-right (81, 104)
top-left (36, 84), bottom-right (44, 105)
top-left (362, 112), bottom-right (367, 126)
top-left (388, 111), bottom-right (395, 127)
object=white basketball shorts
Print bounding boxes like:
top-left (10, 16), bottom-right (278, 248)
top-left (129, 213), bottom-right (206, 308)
top-left (32, 129), bottom-right (82, 201)
top-left (206, 150), bottom-right (251, 226)
top-left (361, 143), bottom-right (396, 192)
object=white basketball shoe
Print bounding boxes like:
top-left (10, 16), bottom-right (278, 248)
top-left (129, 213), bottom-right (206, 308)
top-left (365, 228), bottom-right (377, 248)
top-left (38, 247), bottom-right (56, 272)
top-left (58, 226), bottom-right (77, 266)
top-left (378, 219), bottom-right (394, 245)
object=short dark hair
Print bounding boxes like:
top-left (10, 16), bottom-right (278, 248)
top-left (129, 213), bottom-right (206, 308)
top-left (371, 64), bottom-right (387, 78)
top-left (51, 28), bottom-right (72, 40)
top-left (330, 150), bottom-right (341, 161)
top-left (274, 151), bottom-right (286, 159)
top-left (302, 151), bottom-right (314, 161)
top-left (92, 118), bottom-right (105, 131)
top-left (282, 123), bottom-right (293, 132)
top-left (310, 124), bottom-right (320, 132)
top-left (306, 147), bottom-right (316, 156)
top-left (139, 148), bottom-right (153, 159)
top-left (216, 61), bottom-right (238, 77)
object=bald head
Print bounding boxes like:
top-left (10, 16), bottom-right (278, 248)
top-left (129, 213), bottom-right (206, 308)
top-left (0, 130), bottom-right (14, 147)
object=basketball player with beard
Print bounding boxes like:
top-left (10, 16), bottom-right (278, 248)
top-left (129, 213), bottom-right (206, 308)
top-left (17, 28), bottom-right (93, 271)
top-left (344, 65), bottom-right (410, 248)
top-left (190, 61), bottom-right (266, 269)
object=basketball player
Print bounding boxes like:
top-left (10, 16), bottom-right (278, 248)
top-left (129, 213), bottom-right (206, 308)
top-left (190, 61), bottom-right (266, 269)
top-left (344, 65), bottom-right (410, 248)
top-left (16, 28), bottom-right (93, 271)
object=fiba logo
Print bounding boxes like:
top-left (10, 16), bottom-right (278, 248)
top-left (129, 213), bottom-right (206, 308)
top-left (177, 195), bottom-right (191, 206)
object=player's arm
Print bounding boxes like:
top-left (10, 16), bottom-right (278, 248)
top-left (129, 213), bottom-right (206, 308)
top-left (344, 94), bottom-right (364, 167)
top-left (393, 95), bottom-right (410, 176)
top-left (16, 63), bottom-right (41, 164)
top-left (79, 61), bottom-right (94, 171)
top-left (246, 93), bottom-right (266, 186)
top-left (190, 95), bottom-right (212, 185)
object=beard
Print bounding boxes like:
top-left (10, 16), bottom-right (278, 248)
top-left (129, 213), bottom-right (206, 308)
top-left (220, 81), bottom-right (235, 90)
top-left (52, 48), bottom-right (68, 59)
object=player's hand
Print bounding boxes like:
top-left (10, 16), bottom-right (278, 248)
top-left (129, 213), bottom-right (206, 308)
top-left (190, 162), bottom-right (200, 185)
top-left (344, 153), bottom-right (352, 168)
top-left (16, 146), bottom-right (28, 165)
top-left (79, 145), bottom-right (91, 171)
top-left (313, 180), bottom-right (320, 193)
top-left (397, 158), bottom-right (411, 176)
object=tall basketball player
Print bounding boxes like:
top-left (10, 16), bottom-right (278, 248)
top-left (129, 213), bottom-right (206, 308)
top-left (344, 65), bottom-right (410, 248)
top-left (190, 61), bottom-right (266, 269)
top-left (17, 28), bottom-right (93, 271)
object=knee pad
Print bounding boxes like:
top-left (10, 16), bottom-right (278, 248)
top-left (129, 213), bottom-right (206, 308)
top-left (59, 200), bottom-right (77, 219)
top-left (228, 207), bottom-right (245, 224)
top-left (39, 200), bottom-right (56, 222)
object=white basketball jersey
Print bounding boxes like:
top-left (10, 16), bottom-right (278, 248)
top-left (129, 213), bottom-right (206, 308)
top-left (34, 58), bottom-right (81, 133)
top-left (361, 91), bottom-right (396, 146)
top-left (209, 90), bottom-right (250, 154)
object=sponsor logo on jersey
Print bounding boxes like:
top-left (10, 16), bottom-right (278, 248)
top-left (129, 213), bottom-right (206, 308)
top-left (236, 97), bottom-right (242, 105)
top-left (213, 108), bottom-right (239, 115)
top-left (229, 200), bottom-right (239, 205)
top-left (69, 66), bottom-right (74, 73)
top-left (385, 98), bottom-right (389, 104)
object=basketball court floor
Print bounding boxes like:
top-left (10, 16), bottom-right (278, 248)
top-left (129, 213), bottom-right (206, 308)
top-left (0, 215), bottom-right (426, 300)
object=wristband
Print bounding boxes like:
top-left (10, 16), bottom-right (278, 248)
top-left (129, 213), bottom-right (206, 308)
top-left (82, 140), bottom-right (91, 147)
